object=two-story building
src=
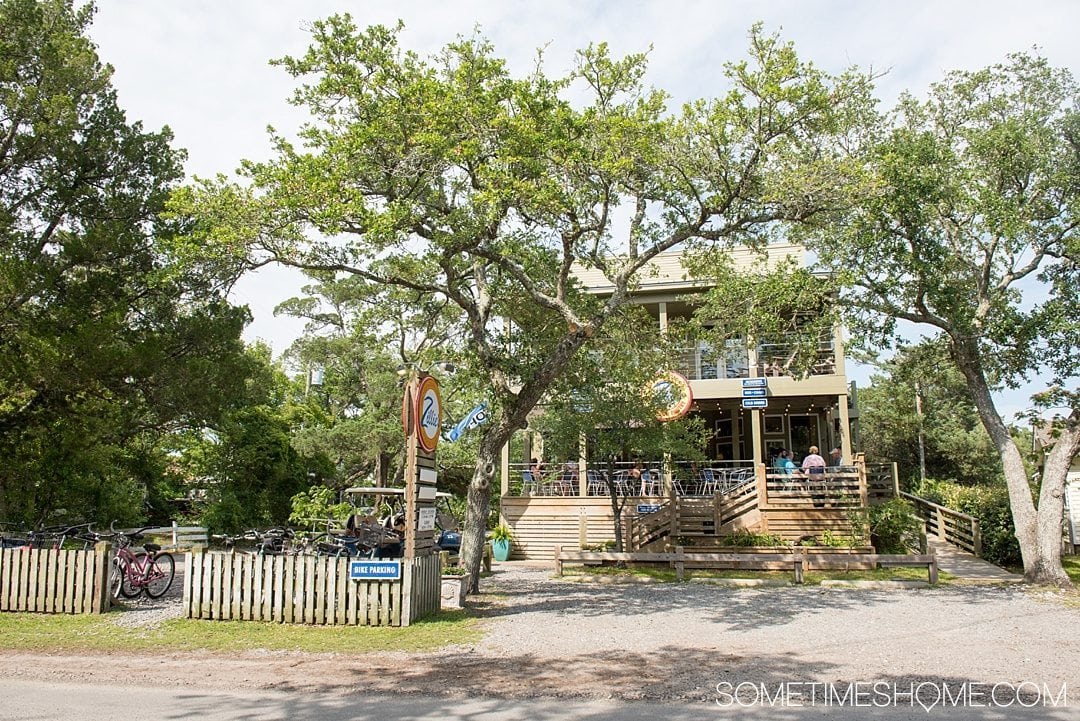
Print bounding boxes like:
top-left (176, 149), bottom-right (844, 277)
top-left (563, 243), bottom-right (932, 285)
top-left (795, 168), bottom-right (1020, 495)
top-left (498, 244), bottom-right (866, 559)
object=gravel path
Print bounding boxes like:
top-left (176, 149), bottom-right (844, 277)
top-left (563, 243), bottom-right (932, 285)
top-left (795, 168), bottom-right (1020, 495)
top-left (4, 561), bottom-right (1078, 703)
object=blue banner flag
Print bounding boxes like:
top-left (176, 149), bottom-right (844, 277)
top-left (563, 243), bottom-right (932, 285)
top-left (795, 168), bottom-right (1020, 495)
top-left (445, 402), bottom-right (490, 442)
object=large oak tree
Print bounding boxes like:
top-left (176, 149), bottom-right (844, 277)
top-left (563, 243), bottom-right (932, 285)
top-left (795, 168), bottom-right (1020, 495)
top-left (177, 18), bottom-right (873, 589)
top-left (805, 54), bottom-right (1080, 585)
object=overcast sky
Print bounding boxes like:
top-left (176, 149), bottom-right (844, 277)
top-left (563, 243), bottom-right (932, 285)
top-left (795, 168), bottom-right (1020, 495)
top-left (85, 1), bottom-right (1080, 419)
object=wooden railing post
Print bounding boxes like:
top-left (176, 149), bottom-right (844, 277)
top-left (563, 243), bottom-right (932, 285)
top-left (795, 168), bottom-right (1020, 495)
top-left (972, 519), bottom-right (982, 557)
top-left (793, 546), bottom-right (804, 584)
top-left (756, 463), bottom-right (769, 509)
top-left (891, 462), bottom-right (900, 497)
top-left (674, 546), bottom-right (685, 582)
top-left (554, 545), bottom-right (563, 577)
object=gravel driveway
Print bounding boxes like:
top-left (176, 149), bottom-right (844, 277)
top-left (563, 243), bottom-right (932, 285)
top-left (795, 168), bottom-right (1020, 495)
top-left (5, 561), bottom-right (1079, 704)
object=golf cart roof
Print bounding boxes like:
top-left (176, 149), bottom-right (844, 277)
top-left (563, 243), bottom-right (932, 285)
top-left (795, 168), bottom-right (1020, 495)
top-left (344, 486), bottom-right (452, 498)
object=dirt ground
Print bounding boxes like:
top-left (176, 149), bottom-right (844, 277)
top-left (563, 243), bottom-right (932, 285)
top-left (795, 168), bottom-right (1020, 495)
top-left (3, 563), bottom-right (1078, 703)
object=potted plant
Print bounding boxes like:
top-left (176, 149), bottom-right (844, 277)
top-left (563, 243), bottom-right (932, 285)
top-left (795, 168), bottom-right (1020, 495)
top-left (440, 563), bottom-right (468, 609)
top-left (490, 523), bottom-right (514, 562)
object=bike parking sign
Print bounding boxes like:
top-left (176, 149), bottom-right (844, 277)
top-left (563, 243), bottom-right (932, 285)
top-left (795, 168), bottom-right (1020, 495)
top-left (349, 560), bottom-right (402, 581)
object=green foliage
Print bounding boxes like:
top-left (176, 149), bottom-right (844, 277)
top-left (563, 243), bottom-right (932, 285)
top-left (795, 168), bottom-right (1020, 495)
top-left (289, 485), bottom-right (353, 529)
top-left (849, 498), bottom-right (923, 554)
top-left (914, 478), bottom-right (1021, 567)
top-left (718, 530), bottom-right (788, 547)
top-left (0, 0), bottom-right (256, 527)
top-left (859, 338), bottom-right (998, 487)
top-left (489, 522), bottom-right (513, 542)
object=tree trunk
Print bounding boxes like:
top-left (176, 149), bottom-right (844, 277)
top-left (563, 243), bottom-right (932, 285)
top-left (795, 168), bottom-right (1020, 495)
top-left (950, 337), bottom-right (1071, 585)
top-left (460, 424), bottom-right (512, 594)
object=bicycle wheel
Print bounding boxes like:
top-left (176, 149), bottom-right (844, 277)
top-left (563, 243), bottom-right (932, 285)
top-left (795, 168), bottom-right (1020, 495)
top-left (119, 554), bottom-right (143, 598)
top-left (143, 551), bottom-right (175, 598)
top-left (109, 556), bottom-right (126, 600)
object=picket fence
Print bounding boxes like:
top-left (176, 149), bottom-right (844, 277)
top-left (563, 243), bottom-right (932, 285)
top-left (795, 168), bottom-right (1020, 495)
top-left (183, 549), bottom-right (441, 627)
top-left (0, 544), bottom-right (111, 615)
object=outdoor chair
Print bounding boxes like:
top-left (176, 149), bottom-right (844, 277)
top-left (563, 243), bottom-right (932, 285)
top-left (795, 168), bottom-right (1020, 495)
top-left (521, 470), bottom-right (539, 496)
top-left (586, 470), bottom-right (607, 496)
top-left (640, 469), bottom-right (661, 497)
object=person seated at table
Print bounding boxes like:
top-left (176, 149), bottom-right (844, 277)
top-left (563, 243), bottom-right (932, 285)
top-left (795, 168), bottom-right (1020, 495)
top-left (801, 445), bottom-right (827, 474)
top-left (558, 461), bottom-right (578, 495)
top-left (626, 461), bottom-right (643, 492)
top-left (773, 449), bottom-right (795, 474)
top-left (829, 447), bottom-right (843, 468)
top-left (529, 457), bottom-right (545, 480)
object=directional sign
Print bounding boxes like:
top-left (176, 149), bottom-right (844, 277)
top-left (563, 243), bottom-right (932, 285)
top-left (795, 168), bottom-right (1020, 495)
top-left (417, 507), bottom-right (437, 531)
top-left (349, 560), bottom-right (402, 581)
top-left (741, 398), bottom-right (769, 409)
top-left (741, 388), bottom-right (767, 398)
top-left (637, 504), bottom-right (662, 514)
top-left (742, 378), bottom-right (767, 388)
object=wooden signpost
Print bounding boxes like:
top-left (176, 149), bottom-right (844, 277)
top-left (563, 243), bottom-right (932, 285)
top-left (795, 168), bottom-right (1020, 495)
top-left (401, 373), bottom-right (441, 559)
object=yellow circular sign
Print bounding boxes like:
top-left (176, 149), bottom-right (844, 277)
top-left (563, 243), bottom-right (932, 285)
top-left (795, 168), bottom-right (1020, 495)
top-left (650, 371), bottom-right (693, 422)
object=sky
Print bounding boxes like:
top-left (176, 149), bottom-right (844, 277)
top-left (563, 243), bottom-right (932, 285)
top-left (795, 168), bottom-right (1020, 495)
top-left (85, 0), bottom-right (1080, 420)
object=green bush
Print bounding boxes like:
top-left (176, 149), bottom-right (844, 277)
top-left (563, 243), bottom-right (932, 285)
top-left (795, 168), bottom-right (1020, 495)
top-left (719, 530), bottom-right (787, 547)
top-left (913, 479), bottom-right (1021, 567)
top-left (850, 498), bottom-right (923, 554)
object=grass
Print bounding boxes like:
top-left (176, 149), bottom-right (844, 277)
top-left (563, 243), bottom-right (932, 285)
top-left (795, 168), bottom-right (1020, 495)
top-left (1063, 556), bottom-right (1080, 584)
top-left (561, 563), bottom-right (950, 585)
top-left (0, 609), bottom-right (482, 655)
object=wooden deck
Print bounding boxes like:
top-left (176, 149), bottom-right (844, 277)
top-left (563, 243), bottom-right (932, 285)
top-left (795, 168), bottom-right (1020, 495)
top-left (502, 462), bottom-right (899, 560)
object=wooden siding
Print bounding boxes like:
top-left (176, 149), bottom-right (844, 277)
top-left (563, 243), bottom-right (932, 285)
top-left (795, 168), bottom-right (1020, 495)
top-left (0, 544), bottom-right (110, 615)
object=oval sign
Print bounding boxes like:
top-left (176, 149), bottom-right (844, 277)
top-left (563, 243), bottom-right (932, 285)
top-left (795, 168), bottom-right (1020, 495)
top-left (650, 371), bottom-right (693, 422)
top-left (414, 375), bottom-right (443, 452)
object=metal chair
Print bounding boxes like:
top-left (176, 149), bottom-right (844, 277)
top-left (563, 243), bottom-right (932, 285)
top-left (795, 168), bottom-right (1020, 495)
top-left (640, 470), bottom-right (662, 497)
top-left (586, 470), bottom-right (607, 496)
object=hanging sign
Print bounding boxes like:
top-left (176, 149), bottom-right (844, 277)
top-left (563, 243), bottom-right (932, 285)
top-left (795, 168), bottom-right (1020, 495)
top-left (414, 375), bottom-right (443, 452)
top-left (649, 371), bottom-right (693, 422)
top-left (444, 402), bottom-right (490, 442)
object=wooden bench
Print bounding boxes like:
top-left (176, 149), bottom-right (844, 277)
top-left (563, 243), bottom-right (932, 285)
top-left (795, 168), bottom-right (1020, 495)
top-left (555, 546), bottom-right (938, 584)
top-left (802, 551), bottom-right (938, 584)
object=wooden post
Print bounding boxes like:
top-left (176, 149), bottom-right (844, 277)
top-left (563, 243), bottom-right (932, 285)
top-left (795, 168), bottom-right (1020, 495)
top-left (793, 546), bottom-right (804, 584)
top-left (972, 519), bottom-right (982, 557)
top-left (891, 462), bottom-right (900, 497)
top-left (554, 545), bottom-right (563, 577)
top-left (578, 511), bottom-right (588, 549)
top-left (92, 541), bottom-right (111, 614)
top-left (756, 463), bottom-right (769, 509)
top-left (928, 549), bottom-right (939, 585)
top-left (674, 546), bottom-right (685, 582)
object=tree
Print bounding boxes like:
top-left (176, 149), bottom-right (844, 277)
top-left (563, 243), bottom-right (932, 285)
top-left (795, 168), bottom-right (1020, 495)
top-left (175, 18), bottom-right (874, 590)
top-left (532, 306), bottom-right (708, 552)
top-left (0, 0), bottom-right (255, 526)
top-left (806, 54), bottom-right (1080, 585)
top-left (858, 338), bottom-right (998, 487)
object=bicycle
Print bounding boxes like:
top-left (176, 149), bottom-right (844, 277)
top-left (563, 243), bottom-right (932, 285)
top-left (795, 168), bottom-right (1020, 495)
top-left (90, 523), bottom-right (176, 600)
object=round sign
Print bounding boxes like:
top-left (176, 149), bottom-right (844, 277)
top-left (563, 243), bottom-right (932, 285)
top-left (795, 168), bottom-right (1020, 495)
top-left (650, 371), bottom-right (693, 422)
top-left (414, 375), bottom-right (443, 452)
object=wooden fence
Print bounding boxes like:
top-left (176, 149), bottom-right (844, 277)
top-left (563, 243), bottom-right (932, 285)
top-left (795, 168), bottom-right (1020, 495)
top-left (554, 545), bottom-right (938, 584)
top-left (900, 492), bottom-right (981, 556)
top-left (183, 550), bottom-right (441, 626)
top-left (0, 543), bottom-right (111, 615)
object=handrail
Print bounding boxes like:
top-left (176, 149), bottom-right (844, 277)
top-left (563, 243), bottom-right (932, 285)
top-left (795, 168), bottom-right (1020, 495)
top-left (900, 491), bottom-right (981, 556)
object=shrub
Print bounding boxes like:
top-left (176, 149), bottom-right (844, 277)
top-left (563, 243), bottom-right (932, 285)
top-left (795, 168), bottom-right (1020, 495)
top-left (850, 498), bottom-right (923, 554)
top-left (719, 530), bottom-right (787, 547)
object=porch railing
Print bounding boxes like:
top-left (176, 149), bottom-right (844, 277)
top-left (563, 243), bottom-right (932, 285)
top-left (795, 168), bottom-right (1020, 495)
top-left (507, 460), bottom-right (757, 497)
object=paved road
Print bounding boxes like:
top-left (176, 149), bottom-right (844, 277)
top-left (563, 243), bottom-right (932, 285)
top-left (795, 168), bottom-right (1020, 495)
top-left (4, 679), bottom-right (1077, 721)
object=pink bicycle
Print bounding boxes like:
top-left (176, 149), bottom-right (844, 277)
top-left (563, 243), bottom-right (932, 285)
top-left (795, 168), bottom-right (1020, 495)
top-left (91, 523), bottom-right (176, 600)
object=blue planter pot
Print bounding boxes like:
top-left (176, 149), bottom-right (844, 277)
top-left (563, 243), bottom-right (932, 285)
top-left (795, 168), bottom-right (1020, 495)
top-left (491, 538), bottom-right (511, 562)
